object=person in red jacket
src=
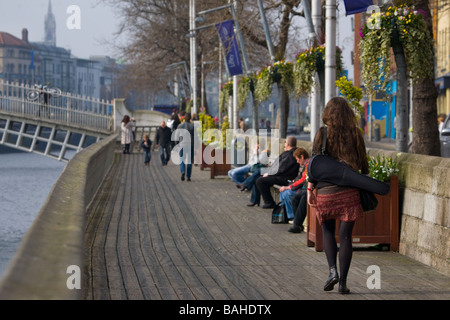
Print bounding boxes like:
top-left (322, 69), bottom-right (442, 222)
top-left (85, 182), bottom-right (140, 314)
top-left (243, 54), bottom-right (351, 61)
top-left (278, 148), bottom-right (310, 221)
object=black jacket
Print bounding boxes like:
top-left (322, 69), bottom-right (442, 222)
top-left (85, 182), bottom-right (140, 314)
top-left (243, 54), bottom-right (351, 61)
top-left (156, 126), bottom-right (172, 147)
top-left (266, 147), bottom-right (299, 179)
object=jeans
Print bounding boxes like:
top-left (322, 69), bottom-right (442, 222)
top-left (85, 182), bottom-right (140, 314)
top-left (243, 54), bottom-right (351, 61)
top-left (250, 185), bottom-right (261, 205)
top-left (180, 146), bottom-right (193, 179)
top-left (228, 164), bottom-right (250, 183)
top-left (280, 189), bottom-right (296, 219)
top-left (144, 151), bottom-right (151, 164)
top-left (241, 168), bottom-right (262, 189)
top-left (291, 190), bottom-right (307, 227)
top-left (159, 144), bottom-right (171, 165)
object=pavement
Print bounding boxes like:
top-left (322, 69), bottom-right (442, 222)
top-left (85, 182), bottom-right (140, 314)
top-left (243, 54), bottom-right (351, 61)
top-left (82, 151), bottom-right (450, 305)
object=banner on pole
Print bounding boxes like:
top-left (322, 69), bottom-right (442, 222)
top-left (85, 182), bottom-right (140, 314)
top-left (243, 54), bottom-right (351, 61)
top-left (216, 19), bottom-right (243, 77)
top-left (30, 50), bottom-right (34, 69)
top-left (343, 0), bottom-right (373, 15)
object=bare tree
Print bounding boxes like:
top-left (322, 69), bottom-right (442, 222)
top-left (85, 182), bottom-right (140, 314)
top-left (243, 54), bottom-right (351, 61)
top-left (104, 0), bottom-right (311, 135)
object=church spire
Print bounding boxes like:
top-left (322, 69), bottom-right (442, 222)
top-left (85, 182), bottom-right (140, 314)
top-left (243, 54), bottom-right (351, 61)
top-left (44, 0), bottom-right (56, 46)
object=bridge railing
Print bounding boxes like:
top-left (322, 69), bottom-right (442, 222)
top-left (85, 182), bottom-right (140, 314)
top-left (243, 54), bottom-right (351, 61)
top-left (0, 80), bottom-right (114, 133)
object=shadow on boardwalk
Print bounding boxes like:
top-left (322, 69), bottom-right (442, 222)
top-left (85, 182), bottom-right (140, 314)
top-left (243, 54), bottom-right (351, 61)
top-left (83, 152), bottom-right (450, 300)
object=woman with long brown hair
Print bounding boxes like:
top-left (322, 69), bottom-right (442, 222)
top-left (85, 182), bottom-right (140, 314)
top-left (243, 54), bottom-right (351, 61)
top-left (121, 115), bottom-right (136, 154)
top-left (307, 97), bottom-right (369, 294)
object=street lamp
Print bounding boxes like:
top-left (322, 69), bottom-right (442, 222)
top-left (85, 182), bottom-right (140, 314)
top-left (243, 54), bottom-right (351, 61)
top-left (189, 0), bottom-right (198, 116)
top-left (193, 1), bottom-right (250, 129)
top-left (324, 0), bottom-right (337, 104)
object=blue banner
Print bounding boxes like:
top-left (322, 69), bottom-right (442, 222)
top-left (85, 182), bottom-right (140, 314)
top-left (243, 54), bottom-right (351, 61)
top-left (30, 50), bottom-right (34, 69)
top-left (216, 19), bottom-right (243, 77)
top-left (344, 0), bottom-right (373, 15)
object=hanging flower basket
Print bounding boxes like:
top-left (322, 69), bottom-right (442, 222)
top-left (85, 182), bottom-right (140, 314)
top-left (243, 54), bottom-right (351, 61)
top-left (273, 60), bottom-right (294, 92)
top-left (254, 65), bottom-right (275, 102)
top-left (335, 75), bottom-right (363, 116)
top-left (254, 60), bottom-right (294, 102)
top-left (359, 5), bottom-right (433, 97)
top-left (219, 81), bottom-right (233, 115)
top-left (237, 76), bottom-right (253, 110)
top-left (293, 45), bottom-right (344, 97)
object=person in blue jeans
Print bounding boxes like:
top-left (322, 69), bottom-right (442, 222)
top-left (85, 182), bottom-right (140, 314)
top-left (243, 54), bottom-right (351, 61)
top-left (228, 142), bottom-right (268, 184)
top-left (278, 148), bottom-right (310, 218)
top-left (228, 164), bottom-right (250, 184)
top-left (141, 134), bottom-right (152, 166)
top-left (175, 113), bottom-right (195, 181)
top-left (247, 175), bottom-right (262, 207)
top-left (156, 121), bottom-right (172, 166)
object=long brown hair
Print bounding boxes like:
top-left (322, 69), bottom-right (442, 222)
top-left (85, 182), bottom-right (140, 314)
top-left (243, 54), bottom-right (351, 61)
top-left (122, 115), bottom-right (130, 124)
top-left (313, 97), bottom-right (368, 174)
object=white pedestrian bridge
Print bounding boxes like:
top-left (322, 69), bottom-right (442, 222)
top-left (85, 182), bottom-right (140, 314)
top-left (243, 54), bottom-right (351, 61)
top-left (0, 81), bottom-right (115, 162)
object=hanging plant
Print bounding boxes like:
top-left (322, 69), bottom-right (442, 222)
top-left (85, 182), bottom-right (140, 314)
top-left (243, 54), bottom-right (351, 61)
top-left (293, 45), bottom-right (344, 97)
top-left (273, 60), bottom-right (294, 92)
top-left (219, 117), bottom-right (231, 150)
top-left (237, 76), bottom-right (252, 110)
top-left (359, 5), bottom-right (433, 97)
top-left (254, 65), bottom-right (275, 102)
top-left (254, 60), bottom-right (294, 102)
top-left (335, 75), bottom-right (363, 115)
top-left (219, 81), bottom-right (233, 114)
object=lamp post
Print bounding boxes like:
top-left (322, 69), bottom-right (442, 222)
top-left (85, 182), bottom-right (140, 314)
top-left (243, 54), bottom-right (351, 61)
top-left (189, 0), bottom-right (198, 116)
top-left (196, 1), bottom-right (249, 129)
top-left (257, 0), bottom-right (276, 64)
top-left (324, 0), bottom-right (337, 104)
top-left (310, 0), bottom-right (322, 141)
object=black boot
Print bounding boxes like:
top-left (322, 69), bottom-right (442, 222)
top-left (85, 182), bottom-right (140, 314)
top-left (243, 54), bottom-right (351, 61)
top-left (338, 279), bottom-right (350, 294)
top-left (324, 266), bottom-right (339, 291)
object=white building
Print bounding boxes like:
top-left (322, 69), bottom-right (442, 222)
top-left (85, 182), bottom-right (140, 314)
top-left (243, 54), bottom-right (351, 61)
top-left (337, 0), bottom-right (355, 82)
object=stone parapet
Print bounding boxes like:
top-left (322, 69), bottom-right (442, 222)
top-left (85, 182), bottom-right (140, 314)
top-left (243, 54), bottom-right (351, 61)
top-left (0, 134), bottom-right (118, 299)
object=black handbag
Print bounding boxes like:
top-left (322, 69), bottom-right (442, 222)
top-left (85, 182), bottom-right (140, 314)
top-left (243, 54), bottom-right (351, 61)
top-left (271, 202), bottom-right (288, 224)
top-left (360, 189), bottom-right (378, 212)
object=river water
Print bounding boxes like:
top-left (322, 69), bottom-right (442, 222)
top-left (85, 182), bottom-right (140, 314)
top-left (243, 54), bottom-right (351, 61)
top-left (0, 145), bottom-right (66, 279)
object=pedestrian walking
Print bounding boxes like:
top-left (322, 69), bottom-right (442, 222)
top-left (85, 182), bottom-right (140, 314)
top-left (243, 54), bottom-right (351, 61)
top-left (156, 121), bottom-right (172, 166)
top-left (121, 115), bottom-right (136, 154)
top-left (307, 97), bottom-right (369, 294)
top-left (141, 134), bottom-right (152, 166)
top-left (175, 113), bottom-right (195, 181)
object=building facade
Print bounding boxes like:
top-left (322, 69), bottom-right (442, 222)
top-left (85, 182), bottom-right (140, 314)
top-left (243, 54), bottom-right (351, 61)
top-left (0, 0), bottom-right (122, 102)
top-left (0, 30), bottom-right (41, 98)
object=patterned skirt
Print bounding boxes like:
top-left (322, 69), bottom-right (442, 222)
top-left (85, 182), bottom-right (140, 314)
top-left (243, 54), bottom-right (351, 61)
top-left (315, 187), bottom-right (363, 225)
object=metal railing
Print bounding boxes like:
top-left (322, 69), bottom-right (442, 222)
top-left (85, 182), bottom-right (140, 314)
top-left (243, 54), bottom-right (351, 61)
top-left (0, 80), bottom-right (114, 133)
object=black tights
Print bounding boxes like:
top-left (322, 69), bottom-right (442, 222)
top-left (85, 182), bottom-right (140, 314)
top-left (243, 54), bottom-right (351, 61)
top-left (321, 220), bottom-right (355, 281)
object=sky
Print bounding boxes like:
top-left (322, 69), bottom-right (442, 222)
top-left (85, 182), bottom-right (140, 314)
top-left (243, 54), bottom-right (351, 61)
top-left (0, 0), bottom-right (123, 59)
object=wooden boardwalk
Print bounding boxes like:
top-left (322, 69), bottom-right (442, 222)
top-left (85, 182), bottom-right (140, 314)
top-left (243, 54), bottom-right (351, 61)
top-left (83, 152), bottom-right (450, 300)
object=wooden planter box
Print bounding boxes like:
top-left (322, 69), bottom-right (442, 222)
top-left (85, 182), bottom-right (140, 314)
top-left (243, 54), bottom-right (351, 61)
top-left (200, 143), bottom-right (211, 170)
top-left (306, 175), bottom-right (399, 251)
top-left (210, 148), bottom-right (231, 179)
